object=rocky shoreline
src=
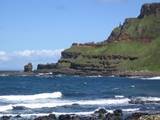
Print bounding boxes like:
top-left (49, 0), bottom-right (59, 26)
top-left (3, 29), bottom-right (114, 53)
top-left (1, 109), bottom-right (160, 120)
top-left (1, 70), bottom-right (160, 78)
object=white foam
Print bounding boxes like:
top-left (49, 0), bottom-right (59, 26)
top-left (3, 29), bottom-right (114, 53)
top-left (0, 92), bottom-right (62, 101)
top-left (122, 108), bottom-right (140, 112)
top-left (115, 95), bottom-right (124, 98)
top-left (0, 98), bottom-right (130, 112)
top-left (16, 98), bottom-right (129, 109)
top-left (131, 85), bottom-right (135, 88)
top-left (76, 98), bottom-right (130, 106)
top-left (141, 76), bottom-right (160, 80)
top-left (136, 97), bottom-right (160, 102)
top-left (87, 75), bottom-right (102, 78)
top-left (0, 111), bottom-right (95, 117)
top-left (52, 111), bottom-right (94, 115)
top-left (0, 108), bottom-right (140, 117)
top-left (0, 105), bottom-right (13, 112)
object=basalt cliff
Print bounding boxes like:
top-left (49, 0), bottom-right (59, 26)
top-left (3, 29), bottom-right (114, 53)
top-left (36, 3), bottom-right (160, 76)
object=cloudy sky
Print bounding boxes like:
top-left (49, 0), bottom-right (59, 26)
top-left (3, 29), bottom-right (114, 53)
top-left (0, 0), bottom-right (159, 70)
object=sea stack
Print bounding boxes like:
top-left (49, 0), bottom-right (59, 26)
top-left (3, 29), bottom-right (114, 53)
top-left (24, 63), bottom-right (33, 72)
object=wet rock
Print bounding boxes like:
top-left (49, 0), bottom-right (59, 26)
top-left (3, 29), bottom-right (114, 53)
top-left (105, 113), bottom-right (114, 120)
top-left (113, 109), bottom-right (123, 120)
top-left (125, 113), bottom-right (148, 120)
top-left (12, 106), bottom-right (27, 110)
top-left (15, 115), bottom-right (21, 118)
top-left (129, 98), bottom-right (160, 104)
top-left (1, 116), bottom-right (11, 120)
top-left (71, 115), bottom-right (81, 120)
top-left (94, 108), bottom-right (107, 114)
top-left (59, 114), bottom-right (72, 120)
top-left (34, 114), bottom-right (57, 120)
top-left (79, 116), bottom-right (97, 120)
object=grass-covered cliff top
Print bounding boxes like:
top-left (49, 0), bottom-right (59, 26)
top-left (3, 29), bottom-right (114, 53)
top-left (38, 3), bottom-right (160, 74)
top-left (58, 3), bottom-right (160, 73)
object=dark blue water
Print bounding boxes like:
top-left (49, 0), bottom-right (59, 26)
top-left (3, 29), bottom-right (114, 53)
top-left (0, 75), bottom-right (160, 116)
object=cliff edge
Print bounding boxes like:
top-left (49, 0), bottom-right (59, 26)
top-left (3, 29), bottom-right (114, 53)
top-left (37, 3), bottom-right (160, 76)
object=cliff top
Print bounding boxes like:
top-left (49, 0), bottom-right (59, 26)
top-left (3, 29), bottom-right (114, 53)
top-left (138, 3), bottom-right (160, 18)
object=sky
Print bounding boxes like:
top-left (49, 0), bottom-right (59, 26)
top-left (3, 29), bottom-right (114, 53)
top-left (0, 0), bottom-right (159, 70)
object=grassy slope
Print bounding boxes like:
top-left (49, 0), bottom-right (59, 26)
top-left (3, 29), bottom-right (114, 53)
top-left (62, 15), bottom-right (160, 72)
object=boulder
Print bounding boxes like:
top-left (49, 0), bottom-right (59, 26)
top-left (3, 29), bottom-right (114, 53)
top-left (34, 114), bottom-right (57, 120)
top-left (59, 114), bottom-right (72, 120)
top-left (1, 116), bottom-right (11, 120)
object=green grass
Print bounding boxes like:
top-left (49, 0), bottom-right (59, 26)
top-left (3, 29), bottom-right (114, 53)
top-left (118, 37), bottom-right (160, 72)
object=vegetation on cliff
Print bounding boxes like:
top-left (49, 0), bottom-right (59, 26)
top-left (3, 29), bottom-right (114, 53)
top-left (37, 3), bottom-right (160, 75)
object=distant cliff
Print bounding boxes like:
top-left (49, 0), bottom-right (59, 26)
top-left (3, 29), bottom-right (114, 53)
top-left (37, 3), bottom-right (160, 76)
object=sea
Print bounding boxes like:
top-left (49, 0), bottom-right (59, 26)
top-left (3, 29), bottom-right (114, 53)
top-left (0, 75), bottom-right (160, 119)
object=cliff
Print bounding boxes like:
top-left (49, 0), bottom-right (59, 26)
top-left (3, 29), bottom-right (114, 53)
top-left (37, 3), bottom-right (160, 76)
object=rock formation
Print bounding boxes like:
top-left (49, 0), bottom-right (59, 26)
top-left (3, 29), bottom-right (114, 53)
top-left (36, 3), bottom-right (160, 76)
top-left (24, 63), bottom-right (33, 72)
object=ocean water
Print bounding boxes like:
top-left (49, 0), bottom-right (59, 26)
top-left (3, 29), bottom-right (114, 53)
top-left (0, 75), bottom-right (160, 118)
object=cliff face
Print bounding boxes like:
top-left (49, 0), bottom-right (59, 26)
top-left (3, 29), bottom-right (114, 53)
top-left (138, 3), bottom-right (160, 18)
top-left (37, 3), bottom-right (160, 75)
top-left (107, 3), bottom-right (160, 43)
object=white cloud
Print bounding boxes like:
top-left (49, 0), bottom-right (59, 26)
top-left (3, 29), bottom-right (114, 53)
top-left (0, 51), bottom-right (10, 61)
top-left (0, 49), bottom-right (64, 70)
top-left (14, 49), bottom-right (64, 57)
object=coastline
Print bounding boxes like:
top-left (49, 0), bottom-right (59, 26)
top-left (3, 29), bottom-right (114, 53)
top-left (1, 109), bottom-right (160, 120)
top-left (1, 70), bottom-right (160, 78)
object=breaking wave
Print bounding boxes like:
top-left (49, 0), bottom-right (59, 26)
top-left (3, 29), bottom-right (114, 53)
top-left (0, 97), bottom-right (130, 112)
top-left (0, 92), bottom-right (62, 101)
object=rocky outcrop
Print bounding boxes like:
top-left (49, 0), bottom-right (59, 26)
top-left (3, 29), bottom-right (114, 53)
top-left (34, 109), bottom-right (123, 120)
top-left (1, 109), bottom-right (160, 120)
top-left (24, 63), bottom-right (33, 72)
top-left (138, 3), bottom-right (160, 18)
top-left (37, 63), bottom-right (57, 70)
top-left (61, 51), bottom-right (81, 59)
top-left (107, 3), bottom-right (160, 43)
top-left (34, 114), bottom-right (56, 120)
top-left (126, 113), bottom-right (149, 120)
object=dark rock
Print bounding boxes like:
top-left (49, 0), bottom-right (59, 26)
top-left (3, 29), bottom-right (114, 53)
top-left (1, 116), bottom-right (11, 120)
top-left (59, 114), bottom-right (71, 120)
top-left (37, 63), bottom-right (57, 70)
top-left (71, 115), bottom-right (81, 120)
top-left (34, 114), bottom-right (56, 120)
top-left (24, 63), bottom-right (33, 72)
top-left (94, 108), bottom-right (108, 120)
top-left (129, 98), bottom-right (145, 104)
top-left (105, 113), bottom-right (114, 120)
top-left (61, 51), bottom-right (81, 59)
top-left (138, 3), bottom-right (160, 18)
top-left (94, 108), bottom-right (107, 114)
top-left (79, 116), bottom-right (97, 120)
top-left (12, 106), bottom-right (27, 110)
top-left (129, 98), bottom-right (160, 104)
top-left (113, 109), bottom-right (123, 120)
top-left (125, 112), bottom-right (148, 120)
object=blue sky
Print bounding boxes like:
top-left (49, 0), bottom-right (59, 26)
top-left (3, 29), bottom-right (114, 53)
top-left (0, 0), bottom-right (159, 70)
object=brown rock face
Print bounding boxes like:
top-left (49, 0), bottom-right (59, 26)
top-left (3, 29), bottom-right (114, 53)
top-left (138, 3), bottom-right (160, 18)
